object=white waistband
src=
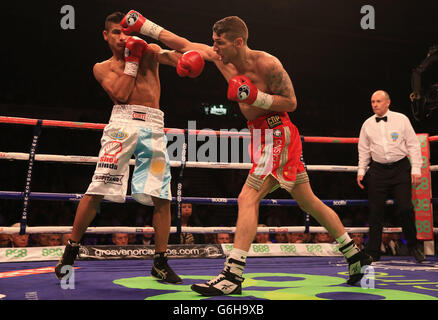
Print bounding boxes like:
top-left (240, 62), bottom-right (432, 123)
top-left (109, 105), bottom-right (164, 128)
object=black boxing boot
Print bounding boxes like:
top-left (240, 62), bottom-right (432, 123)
top-left (338, 239), bottom-right (373, 285)
top-left (151, 252), bottom-right (182, 284)
top-left (55, 239), bottom-right (80, 280)
top-left (409, 242), bottom-right (426, 263)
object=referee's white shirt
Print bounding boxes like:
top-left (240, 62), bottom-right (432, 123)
top-left (357, 110), bottom-right (422, 177)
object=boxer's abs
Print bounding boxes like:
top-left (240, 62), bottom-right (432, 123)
top-left (239, 103), bottom-right (273, 121)
top-left (107, 58), bottom-right (161, 108)
top-left (127, 76), bottom-right (160, 108)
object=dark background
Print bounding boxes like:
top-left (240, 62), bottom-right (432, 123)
top-left (0, 1), bottom-right (437, 232)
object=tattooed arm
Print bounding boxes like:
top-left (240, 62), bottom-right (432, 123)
top-left (264, 57), bottom-right (298, 112)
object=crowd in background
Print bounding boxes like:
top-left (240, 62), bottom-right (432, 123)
top-left (0, 200), bottom-right (427, 258)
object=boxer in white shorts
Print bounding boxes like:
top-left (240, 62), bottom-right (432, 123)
top-left (86, 105), bottom-right (171, 205)
top-left (55, 12), bottom-right (204, 284)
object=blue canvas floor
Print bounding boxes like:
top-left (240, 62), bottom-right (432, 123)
top-left (1, 256), bottom-right (437, 301)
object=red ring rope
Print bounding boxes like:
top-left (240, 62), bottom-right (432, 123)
top-left (1, 116), bottom-right (437, 143)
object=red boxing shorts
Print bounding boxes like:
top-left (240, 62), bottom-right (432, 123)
top-left (246, 112), bottom-right (309, 193)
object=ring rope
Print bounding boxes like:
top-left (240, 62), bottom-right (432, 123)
top-left (0, 152), bottom-right (369, 172)
top-left (3, 226), bottom-right (435, 235)
top-left (6, 151), bottom-right (438, 174)
top-left (0, 116), bottom-right (245, 137)
top-left (2, 190), bottom-right (422, 207)
top-left (2, 115), bottom-right (437, 143)
top-left (2, 151), bottom-right (437, 172)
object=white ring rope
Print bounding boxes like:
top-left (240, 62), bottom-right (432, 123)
top-left (2, 152), bottom-right (437, 172)
top-left (0, 151), bottom-right (361, 172)
top-left (1, 226), bottom-right (437, 235)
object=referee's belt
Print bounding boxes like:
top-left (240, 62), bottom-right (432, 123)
top-left (371, 157), bottom-right (408, 168)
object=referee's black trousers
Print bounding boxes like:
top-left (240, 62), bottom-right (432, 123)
top-left (365, 157), bottom-right (418, 257)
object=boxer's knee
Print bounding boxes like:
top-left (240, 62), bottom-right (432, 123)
top-left (81, 194), bottom-right (103, 208)
top-left (237, 185), bottom-right (259, 209)
top-left (237, 190), bottom-right (252, 208)
top-left (152, 197), bottom-right (170, 215)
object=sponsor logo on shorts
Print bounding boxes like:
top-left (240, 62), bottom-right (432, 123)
top-left (107, 130), bottom-right (129, 140)
top-left (272, 139), bottom-right (283, 163)
top-left (132, 111), bottom-right (147, 121)
top-left (93, 173), bottom-right (124, 185)
top-left (99, 155), bottom-right (119, 168)
top-left (273, 129), bottom-right (282, 137)
top-left (97, 162), bottom-right (118, 170)
top-left (99, 141), bottom-right (122, 170)
top-left (266, 114), bottom-right (283, 129)
top-left (104, 141), bottom-right (123, 157)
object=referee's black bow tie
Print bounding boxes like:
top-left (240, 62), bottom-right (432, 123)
top-left (376, 116), bottom-right (387, 122)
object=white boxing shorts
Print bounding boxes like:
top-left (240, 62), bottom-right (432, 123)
top-left (85, 105), bottom-right (171, 206)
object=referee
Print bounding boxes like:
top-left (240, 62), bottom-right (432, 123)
top-left (357, 90), bottom-right (425, 262)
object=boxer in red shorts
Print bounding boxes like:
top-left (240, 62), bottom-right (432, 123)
top-left (246, 111), bottom-right (309, 194)
top-left (122, 11), bottom-right (372, 296)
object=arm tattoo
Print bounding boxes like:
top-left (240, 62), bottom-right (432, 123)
top-left (268, 66), bottom-right (295, 99)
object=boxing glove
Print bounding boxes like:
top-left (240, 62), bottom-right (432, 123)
top-left (121, 10), bottom-right (163, 40)
top-left (227, 75), bottom-right (274, 109)
top-left (176, 51), bottom-right (205, 78)
top-left (124, 36), bottom-right (149, 77)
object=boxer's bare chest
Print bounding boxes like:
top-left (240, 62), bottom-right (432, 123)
top-left (106, 58), bottom-right (160, 107)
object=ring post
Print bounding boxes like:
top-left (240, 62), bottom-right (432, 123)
top-left (300, 135), bottom-right (311, 234)
top-left (414, 134), bottom-right (434, 255)
top-left (19, 119), bottom-right (43, 235)
top-left (175, 129), bottom-right (188, 241)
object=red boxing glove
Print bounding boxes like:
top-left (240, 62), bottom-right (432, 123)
top-left (124, 36), bottom-right (148, 77)
top-left (227, 75), bottom-right (273, 109)
top-left (176, 51), bottom-right (205, 78)
top-left (227, 75), bottom-right (258, 104)
top-left (120, 10), bottom-right (163, 40)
